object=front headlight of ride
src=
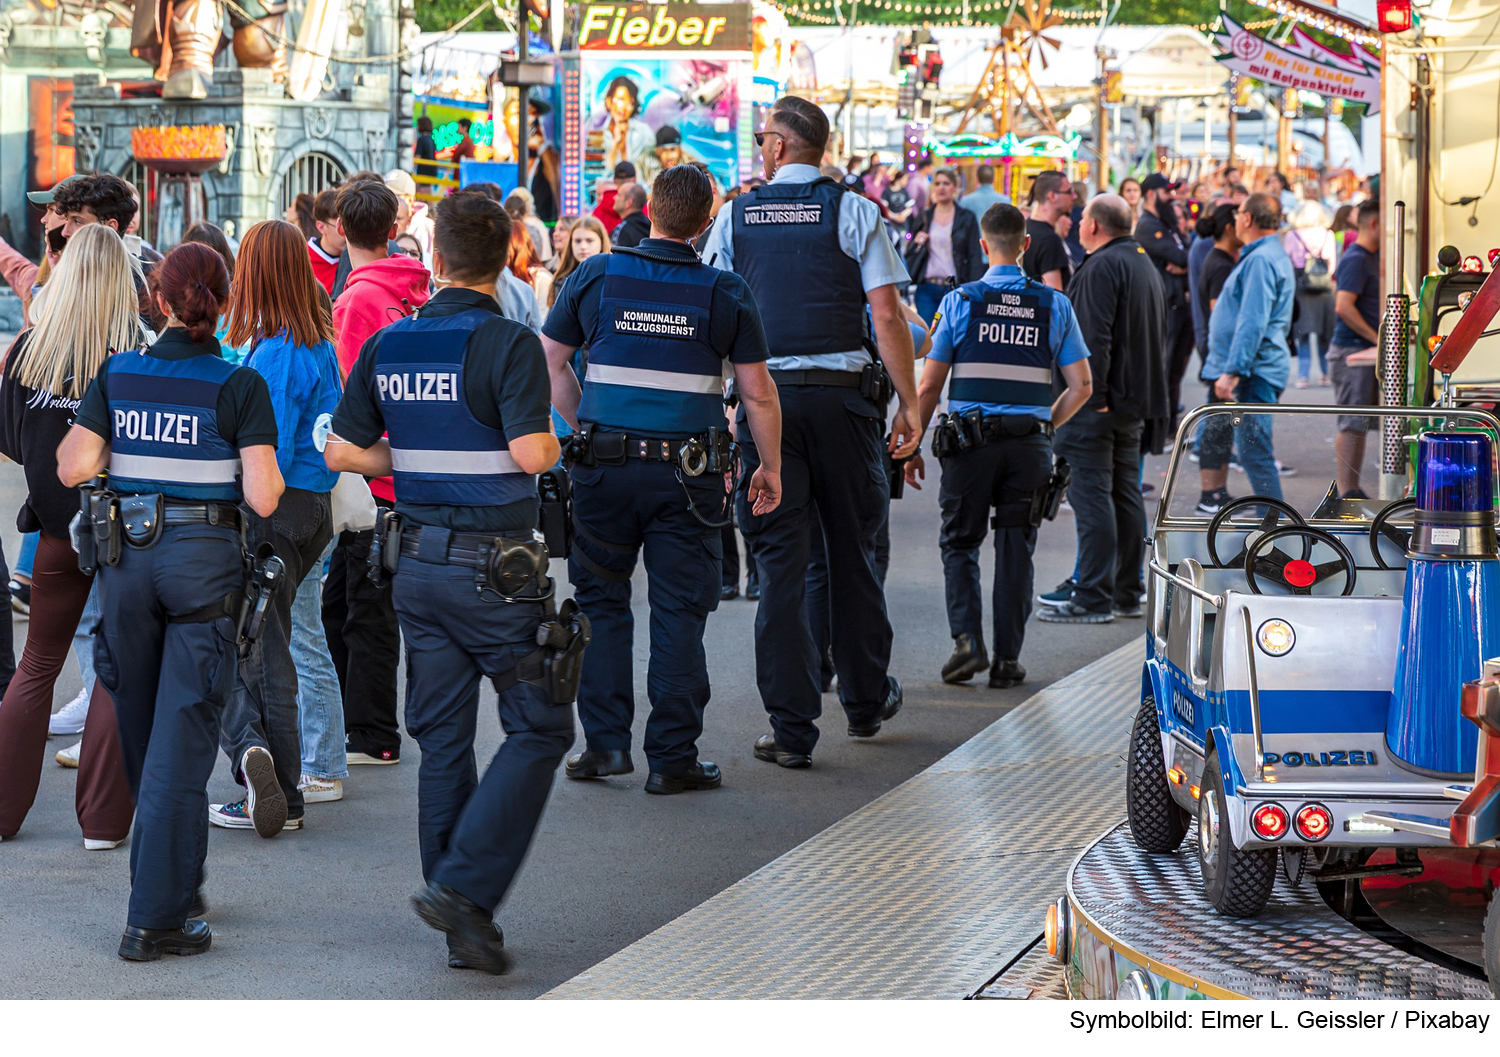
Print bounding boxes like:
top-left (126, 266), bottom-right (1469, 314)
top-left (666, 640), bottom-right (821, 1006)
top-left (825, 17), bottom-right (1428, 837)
top-left (1256, 618), bottom-right (1295, 657)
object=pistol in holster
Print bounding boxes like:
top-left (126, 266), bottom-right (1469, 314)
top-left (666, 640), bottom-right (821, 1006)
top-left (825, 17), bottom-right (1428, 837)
top-left (535, 598), bottom-right (592, 706)
top-left (367, 509), bottom-right (404, 586)
top-left (885, 435), bottom-right (912, 500)
top-left (74, 479), bottom-right (121, 575)
top-left (1029, 456), bottom-right (1072, 528)
top-left (538, 470), bottom-right (572, 559)
top-left (237, 542), bottom-right (286, 658)
top-left (859, 361), bottom-right (894, 410)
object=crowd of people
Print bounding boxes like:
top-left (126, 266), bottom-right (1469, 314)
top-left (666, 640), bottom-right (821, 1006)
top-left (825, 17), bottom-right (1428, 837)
top-left (0, 97), bottom-right (1386, 974)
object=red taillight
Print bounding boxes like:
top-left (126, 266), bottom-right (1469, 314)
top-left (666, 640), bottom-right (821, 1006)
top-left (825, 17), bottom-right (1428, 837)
top-left (1488, 248), bottom-right (1500, 268)
top-left (1463, 255), bottom-right (1485, 274)
top-left (1376, 0), bottom-right (1413, 33)
top-left (1252, 803), bottom-right (1290, 840)
top-left (1296, 803), bottom-right (1334, 842)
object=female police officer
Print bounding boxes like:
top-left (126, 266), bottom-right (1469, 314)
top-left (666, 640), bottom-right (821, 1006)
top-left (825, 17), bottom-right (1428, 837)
top-left (57, 242), bottom-right (284, 961)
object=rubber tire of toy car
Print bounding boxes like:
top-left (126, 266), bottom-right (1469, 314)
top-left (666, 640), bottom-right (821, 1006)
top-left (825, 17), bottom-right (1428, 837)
top-left (1127, 699), bottom-right (1191, 853)
top-left (1485, 891), bottom-right (1499, 999)
top-left (1197, 749), bottom-right (1277, 917)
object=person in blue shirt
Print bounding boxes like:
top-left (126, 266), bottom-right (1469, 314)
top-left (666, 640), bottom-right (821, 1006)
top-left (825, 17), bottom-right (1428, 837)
top-left (1198, 192), bottom-right (1296, 506)
top-left (699, 95), bottom-right (919, 770)
top-left (543, 164), bottom-right (783, 794)
top-left (904, 203), bottom-right (1093, 688)
top-left (210, 220), bottom-right (344, 837)
top-left (958, 163), bottom-right (1011, 223)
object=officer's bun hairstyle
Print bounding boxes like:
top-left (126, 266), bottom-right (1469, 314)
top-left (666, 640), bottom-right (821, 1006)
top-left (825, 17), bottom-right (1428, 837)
top-left (979, 203), bottom-right (1027, 258)
top-left (769, 95), bottom-right (830, 153)
top-left (434, 191), bottom-right (512, 284)
top-left (152, 242), bottom-right (229, 344)
top-left (1197, 202), bottom-right (1238, 240)
top-left (225, 220), bottom-right (336, 350)
top-left (336, 180), bottom-right (400, 252)
top-left (650, 164), bottom-right (714, 239)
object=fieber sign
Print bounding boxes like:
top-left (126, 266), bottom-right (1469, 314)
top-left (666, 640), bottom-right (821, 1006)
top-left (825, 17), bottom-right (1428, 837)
top-left (1213, 13), bottom-right (1380, 113)
top-left (577, 2), bottom-right (751, 51)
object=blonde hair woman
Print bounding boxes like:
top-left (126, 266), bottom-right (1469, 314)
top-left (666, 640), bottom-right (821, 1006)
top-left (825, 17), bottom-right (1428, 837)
top-left (0, 223), bottom-right (143, 848)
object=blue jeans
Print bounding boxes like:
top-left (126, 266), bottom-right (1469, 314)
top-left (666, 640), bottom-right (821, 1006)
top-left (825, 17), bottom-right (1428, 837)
top-left (1198, 375), bottom-right (1284, 501)
top-left (1297, 333), bottom-right (1328, 382)
top-left (15, 531), bottom-right (37, 579)
top-left (914, 282), bottom-right (950, 324)
top-left (293, 541), bottom-right (346, 780)
top-left (74, 581), bottom-right (100, 695)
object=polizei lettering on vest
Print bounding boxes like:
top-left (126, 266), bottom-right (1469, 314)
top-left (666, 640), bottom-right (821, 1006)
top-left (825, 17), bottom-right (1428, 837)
top-left (742, 203), bottom-right (823, 225)
top-left (113, 408), bottom-right (200, 445)
top-left (377, 371), bottom-right (459, 402)
top-left (978, 322), bottom-right (1041, 346)
top-left (613, 308), bottom-right (699, 338)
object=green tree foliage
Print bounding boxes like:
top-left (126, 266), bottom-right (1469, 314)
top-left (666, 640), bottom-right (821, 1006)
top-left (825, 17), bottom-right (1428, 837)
top-left (414, 0), bottom-right (507, 33)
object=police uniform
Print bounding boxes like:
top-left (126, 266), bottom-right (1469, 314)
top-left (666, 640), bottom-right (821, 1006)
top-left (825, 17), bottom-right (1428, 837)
top-left (927, 265), bottom-right (1090, 676)
top-left (700, 163), bottom-right (908, 761)
top-left (331, 288), bottom-right (573, 947)
top-left (72, 327), bottom-right (278, 944)
top-left (543, 238), bottom-right (769, 787)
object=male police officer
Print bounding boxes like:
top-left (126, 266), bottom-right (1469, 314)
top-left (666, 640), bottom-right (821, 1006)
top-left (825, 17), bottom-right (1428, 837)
top-left (542, 164), bottom-right (782, 793)
top-left (700, 95), bottom-right (919, 769)
top-left (325, 192), bottom-right (574, 974)
top-left (905, 203), bottom-right (1093, 688)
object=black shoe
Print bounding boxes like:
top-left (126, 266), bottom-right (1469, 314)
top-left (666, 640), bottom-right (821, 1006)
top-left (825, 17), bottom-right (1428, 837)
top-left (412, 882), bottom-right (511, 975)
top-left (720, 585), bottom-right (739, 601)
top-left (941, 633), bottom-right (989, 684)
top-left (564, 749), bottom-right (633, 779)
top-left (744, 575), bottom-right (760, 601)
top-left (753, 733), bottom-right (811, 769)
top-left (988, 659), bottom-right (1026, 689)
top-left (188, 889), bottom-right (207, 920)
top-left (448, 922), bottom-right (505, 970)
top-left (848, 677), bottom-right (903, 738)
top-left (644, 761), bottom-right (723, 795)
top-left (118, 920), bottom-right (212, 962)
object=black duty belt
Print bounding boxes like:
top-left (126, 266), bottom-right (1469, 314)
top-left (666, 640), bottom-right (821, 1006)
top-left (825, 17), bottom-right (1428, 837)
top-left (594, 432), bottom-right (688, 462)
top-left (398, 525), bottom-right (533, 565)
top-left (769, 369), bottom-right (863, 388)
top-left (162, 501), bottom-right (242, 527)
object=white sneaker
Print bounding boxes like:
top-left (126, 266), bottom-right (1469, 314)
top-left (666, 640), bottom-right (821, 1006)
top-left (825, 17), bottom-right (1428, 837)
top-left (84, 835), bottom-right (127, 851)
top-left (298, 775), bottom-right (344, 803)
top-left (56, 741), bottom-right (81, 768)
top-left (49, 687), bottom-right (90, 736)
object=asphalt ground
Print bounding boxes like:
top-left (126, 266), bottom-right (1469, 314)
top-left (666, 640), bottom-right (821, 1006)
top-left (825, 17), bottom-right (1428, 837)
top-left (0, 380), bottom-right (1357, 999)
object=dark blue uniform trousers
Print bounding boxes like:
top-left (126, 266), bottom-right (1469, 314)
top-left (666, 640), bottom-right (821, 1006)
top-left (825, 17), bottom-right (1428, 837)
top-left (938, 433), bottom-right (1052, 662)
top-left (807, 499), bottom-right (890, 687)
top-left (392, 549), bottom-right (574, 913)
top-left (94, 524), bottom-right (243, 930)
top-left (568, 461), bottom-right (724, 774)
top-left (736, 386), bottom-right (894, 756)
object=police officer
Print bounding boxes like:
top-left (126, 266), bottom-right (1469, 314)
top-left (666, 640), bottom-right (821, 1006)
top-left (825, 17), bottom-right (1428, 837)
top-left (325, 192), bottom-right (574, 974)
top-left (904, 203), bottom-right (1093, 688)
top-left (699, 95), bottom-right (919, 769)
top-left (57, 242), bottom-right (285, 960)
top-left (542, 165), bottom-right (782, 792)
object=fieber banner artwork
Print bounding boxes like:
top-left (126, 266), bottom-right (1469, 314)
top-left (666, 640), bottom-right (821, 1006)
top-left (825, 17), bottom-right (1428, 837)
top-left (1212, 14), bottom-right (1380, 113)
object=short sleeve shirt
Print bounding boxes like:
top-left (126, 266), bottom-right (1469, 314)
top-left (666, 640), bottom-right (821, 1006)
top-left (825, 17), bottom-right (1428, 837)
top-left (1023, 218), bottom-right (1072, 285)
top-left (1330, 242), bottom-right (1380, 348)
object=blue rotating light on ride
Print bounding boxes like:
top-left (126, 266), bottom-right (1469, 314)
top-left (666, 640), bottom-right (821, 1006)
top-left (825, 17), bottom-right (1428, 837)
top-left (1388, 433), bottom-right (1500, 777)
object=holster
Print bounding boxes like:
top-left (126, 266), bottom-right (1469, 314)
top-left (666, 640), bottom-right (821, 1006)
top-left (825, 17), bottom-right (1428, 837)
top-left (537, 470), bottom-right (572, 559)
top-left (886, 435), bottom-right (910, 500)
top-left (562, 424), bottom-right (598, 468)
top-left (931, 414), bottom-right (957, 459)
top-left (367, 509), bottom-right (403, 585)
top-left (859, 361), bottom-right (894, 409)
top-left (119, 493), bottom-right (165, 550)
top-left (75, 481), bottom-right (120, 575)
top-left (1036, 456), bottom-right (1072, 525)
top-left (535, 598), bottom-right (592, 706)
top-left (237, 542), bottom-right (287, 658)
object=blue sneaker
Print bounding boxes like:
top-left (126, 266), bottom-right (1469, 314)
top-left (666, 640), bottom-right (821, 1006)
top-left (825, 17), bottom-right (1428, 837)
top-left (1037, 579), bottom-right (1075, 607)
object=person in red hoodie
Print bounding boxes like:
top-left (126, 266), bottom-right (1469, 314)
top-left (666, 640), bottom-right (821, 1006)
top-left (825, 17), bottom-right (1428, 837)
top-left (326, 179), bottom-right (431, 766)
top-left (591, 160), bottom-right (636, 234)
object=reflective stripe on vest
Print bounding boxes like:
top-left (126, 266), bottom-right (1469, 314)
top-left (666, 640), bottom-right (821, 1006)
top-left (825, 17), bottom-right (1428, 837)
top-left (578, 247), bottom-right (726, 435)
top-left (375, 308), bottom-right (534, 507)
top-left (105, 349), bottom-right (243, 501)
top-left (730, 179), bottom-right (867, 362)
top-left (948, 280), bottom-right (1055, 407)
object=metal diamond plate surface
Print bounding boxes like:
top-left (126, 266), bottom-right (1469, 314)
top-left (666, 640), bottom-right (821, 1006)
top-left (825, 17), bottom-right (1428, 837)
top-left (1070, 825), bottom-right (1494, 1000)
top-left (975, 941), bottom-right (1069, 1000)
top-left (543, 643), bottom-right (1144, 999)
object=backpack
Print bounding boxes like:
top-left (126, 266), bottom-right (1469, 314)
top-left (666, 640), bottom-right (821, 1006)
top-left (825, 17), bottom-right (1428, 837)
top-left (1294, 231), bottom-right (1333, 294)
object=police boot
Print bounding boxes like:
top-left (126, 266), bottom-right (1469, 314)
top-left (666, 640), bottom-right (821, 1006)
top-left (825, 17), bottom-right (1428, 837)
top-left (118, 921), bottom-right (212, 962)
top-left (941, 633), bottom-right (990, 684)
top-left (988, 659), bottom-right (1026, 689)
top-left (412, 883), bottom-right (511, 975)
top-left (565, 749), bottom-right (633, 780)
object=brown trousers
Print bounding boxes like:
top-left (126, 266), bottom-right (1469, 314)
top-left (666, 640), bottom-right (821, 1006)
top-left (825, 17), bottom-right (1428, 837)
top-left (0, 533), bottom-right (133, 841)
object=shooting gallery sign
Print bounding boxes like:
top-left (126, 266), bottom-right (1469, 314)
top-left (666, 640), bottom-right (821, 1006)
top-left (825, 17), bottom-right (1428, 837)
top-left (1213, 14), bottom-right (1380, 112)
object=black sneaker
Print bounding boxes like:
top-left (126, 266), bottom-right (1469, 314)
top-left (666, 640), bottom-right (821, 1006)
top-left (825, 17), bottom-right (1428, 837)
top-left (1037, 601), bottom-right (1115, 624)
top-left (1276, 460), bottom-right (1297, 478)
top-left (1036, 579), bottom-right (1076, 607)
top-left (9, 579), bottom-right (29, 617)
top-left (412, 883), bottom-right (510, 975)
top-left (1196, 489), bottom-right (1232, 515)
top-left (1113, 602), bottom-right (1144, 619)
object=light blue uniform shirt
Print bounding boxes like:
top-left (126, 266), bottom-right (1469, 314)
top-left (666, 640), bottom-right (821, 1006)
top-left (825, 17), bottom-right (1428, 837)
top-left (700, 163), bottom-right (910, 371)
top-left (928, 264), bottom-right (1090, 421)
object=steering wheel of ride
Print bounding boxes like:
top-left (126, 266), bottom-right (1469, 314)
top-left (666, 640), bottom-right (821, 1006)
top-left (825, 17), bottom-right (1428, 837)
top-left (1369, 497), bottom-right (1417, 570)
top-left (1244, 526), bottom-right (1359, 596)
top-left (1206, 495), bottom-right (1308, 569)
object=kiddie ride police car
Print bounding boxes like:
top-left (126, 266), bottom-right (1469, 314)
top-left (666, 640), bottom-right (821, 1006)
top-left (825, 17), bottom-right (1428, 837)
top-left (1128, 403), bottom-right (1500, 995)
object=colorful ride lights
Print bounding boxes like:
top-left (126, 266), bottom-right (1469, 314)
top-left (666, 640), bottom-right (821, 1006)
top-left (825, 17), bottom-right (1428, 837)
top-left (1463, 255), bottom-right (1486, 274)
top-left (1416, 433), bottom-right (1494, 515)
top-left (1489, 248), bottom-right (1500, 268)
top-left (1376, 0), bottom-right (1413, 34)
top-left (1250, 802), bottom-right (1335, 841)
top-left (1256, 618), bottom-right (1296, 656)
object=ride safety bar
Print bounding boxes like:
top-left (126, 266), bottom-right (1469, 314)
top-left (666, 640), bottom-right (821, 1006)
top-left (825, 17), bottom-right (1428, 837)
top-left (1147, 560), bottom-right (1225, 609)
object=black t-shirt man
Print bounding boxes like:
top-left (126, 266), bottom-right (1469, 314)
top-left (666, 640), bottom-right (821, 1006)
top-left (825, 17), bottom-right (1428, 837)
top-left (332, 288), bottom-right (552, 535)
top-left (1023, 217), bottom-right (1072, 285)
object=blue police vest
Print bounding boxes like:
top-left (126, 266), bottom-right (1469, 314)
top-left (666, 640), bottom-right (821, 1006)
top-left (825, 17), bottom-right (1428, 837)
top-left (375, 308), bottom-right (534, 508)
top-left (948, 279), bottom-right (1055, 410)
top-left (578, 247), bottom-right (726, 436)
top-left (105, 350), bottom-right (243, 501)
top-left (730, 178), bottom-right (866, 359)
